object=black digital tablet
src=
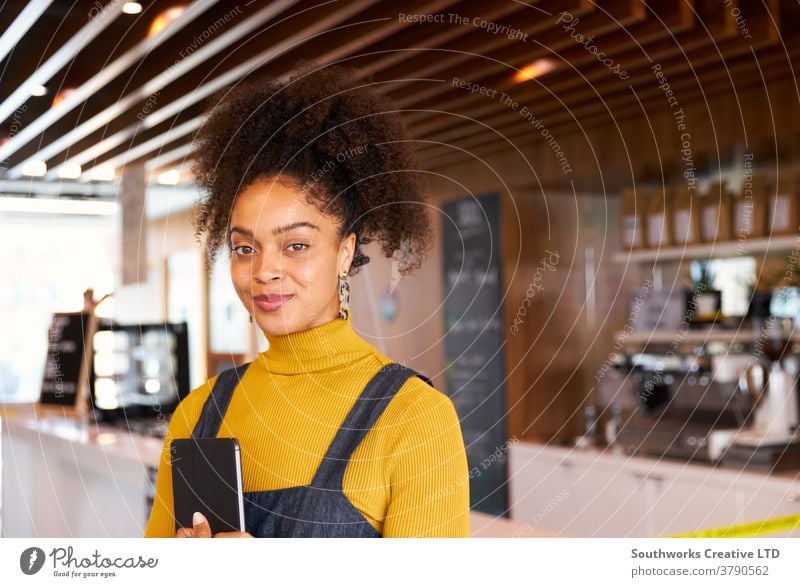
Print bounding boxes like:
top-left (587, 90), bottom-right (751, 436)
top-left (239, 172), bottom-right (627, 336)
top-left (171, 437), bottom-right (245, 535)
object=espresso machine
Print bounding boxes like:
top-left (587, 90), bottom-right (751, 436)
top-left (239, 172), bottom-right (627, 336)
top-left (608, 341), bottom-right (800, 470)
top-left (606, 351), bottom-right (743, 462)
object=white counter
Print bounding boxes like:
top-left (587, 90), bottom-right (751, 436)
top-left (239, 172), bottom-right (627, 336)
top-left (509, 441), bottom-right (800, 537)
top-left (1, 404), bottom-right (163, 537)
top-left (0, 405), bottom-right (532, 538)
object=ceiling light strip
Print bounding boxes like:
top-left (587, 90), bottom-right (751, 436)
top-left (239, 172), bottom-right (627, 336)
top-left (0, 1), bottom-right (120, 130)
top-left (0, 0), bottom-right (53, 64)
top-left (0, 0), bottom-right (221, 166)
top-left (8, 0), bottom-right (302, 179)
top-left (0, 196), bottom-right (118, 215)
top-left (68, 0), bottom-right (383, 179)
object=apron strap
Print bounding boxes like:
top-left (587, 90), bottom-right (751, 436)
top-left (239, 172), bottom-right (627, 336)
top-left (311, 363), bottom-right (434, 490)
top-left (191, 362), bottom-right (251, 439)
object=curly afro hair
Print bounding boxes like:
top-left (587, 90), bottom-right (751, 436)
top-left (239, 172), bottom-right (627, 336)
top-left (191, 63), bottom-right (432, 277)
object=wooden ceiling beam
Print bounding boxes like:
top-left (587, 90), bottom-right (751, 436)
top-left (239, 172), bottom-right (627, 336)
top-left (7, 0), bottom-right (308, 179)
top-left (242, 0), bottom-right (467, 82)
top-left (368, 0), bottom-right (596, 93)
top-left (1, 0), bottom-right (222, 177)
top-left (354, 0), bottom-right (532, 77)
top-left (116, 0), bottom-right (481, 179)
top-left (418, 61), bottom-right (790, 168)
top-left (418, 47), bottom-right (798, 169)
top-left (387, 0), bottom-right (648, 110)
top-left (553, 53), bottom-right (794, 144)
top-left (417, 46), bottom-right (794, 164)
top-left (68, 0), bottom-right (463, 176)
top-left (406, 4), bottom-right (696, 134)
top-left (0, 0), bottom-right (121, 131)
top-left (143, 143), bottom-right (194, 174)
top-left (94, 118), bottom-right (203, 177)
top-left (691, 0), bottom-right (738, 36)
top-left (412, 3), bottom-right (781, 148)
top-left (0, 0), bottom-right (792, 192)
top-left (75, 0), bottom-right (436, 176)
top-left (513, 0), bottom-right (777, 115)
top-left (0, 0), bottom-right (52, 65)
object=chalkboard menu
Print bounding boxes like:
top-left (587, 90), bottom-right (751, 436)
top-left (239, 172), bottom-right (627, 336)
top-left (40, 312), bottom-right (96, 413)
top-left (442, 193), bottom-right (508, 516)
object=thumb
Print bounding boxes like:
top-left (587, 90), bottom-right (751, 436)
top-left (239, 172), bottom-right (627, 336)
top-left (192, 512), bottom-right (212, 538)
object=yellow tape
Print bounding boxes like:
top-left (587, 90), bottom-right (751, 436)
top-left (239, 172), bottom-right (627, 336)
top-left (666, 513), bottom-right (800, 538)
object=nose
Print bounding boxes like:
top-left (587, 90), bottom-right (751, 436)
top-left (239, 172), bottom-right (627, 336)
top-left (252, 248), bottom-right (282, 284)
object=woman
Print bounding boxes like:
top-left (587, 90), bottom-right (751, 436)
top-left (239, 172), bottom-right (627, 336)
top-left (144, 64), bottom-right (470, 538)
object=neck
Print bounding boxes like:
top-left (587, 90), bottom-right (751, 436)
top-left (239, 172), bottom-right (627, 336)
top-left (257, 314), bottom-right (373, 374)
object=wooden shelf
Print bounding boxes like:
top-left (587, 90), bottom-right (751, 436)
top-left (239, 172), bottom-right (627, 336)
top-left (612, 235), bottom-right (800, 264)
top-left (616, 329), bottom-right (800, 345)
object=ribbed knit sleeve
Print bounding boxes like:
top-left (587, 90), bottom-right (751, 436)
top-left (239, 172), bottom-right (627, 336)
top-left (382, 381), bottom-right (471, 538)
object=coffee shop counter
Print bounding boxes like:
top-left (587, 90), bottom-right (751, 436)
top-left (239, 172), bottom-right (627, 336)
top-left (0, 404), bottom-right (164, 537)
top-left (509, 440), bottom-right (800, 537)
top-left (0, 404), bottom-right (546, 538)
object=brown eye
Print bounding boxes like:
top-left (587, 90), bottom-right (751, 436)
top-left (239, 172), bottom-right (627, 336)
top-left (287, 243), bottom-right (309, 253)
top-left (232, 245), bottom-right (254, 255)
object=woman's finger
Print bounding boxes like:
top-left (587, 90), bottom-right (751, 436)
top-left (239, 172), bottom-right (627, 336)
top-left (213, 531), bottom-right (254, 538)
top-left (175, 527), bottom-right (194, 538)
top-left (191, 512), bottom-right (213, 538)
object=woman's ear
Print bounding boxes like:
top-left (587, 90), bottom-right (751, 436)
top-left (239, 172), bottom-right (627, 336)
top-left (338, 232), bottom-right (357, 275)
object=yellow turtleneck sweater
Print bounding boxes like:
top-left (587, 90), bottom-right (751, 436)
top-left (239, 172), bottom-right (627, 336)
top-left (144, 315), bottom-right (470, 538)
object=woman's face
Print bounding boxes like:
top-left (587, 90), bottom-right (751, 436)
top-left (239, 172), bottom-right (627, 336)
top-left (228, 175), bottom-right (355, 336)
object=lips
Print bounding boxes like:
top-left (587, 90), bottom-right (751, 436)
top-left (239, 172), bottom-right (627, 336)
top-left (253, 294), bottom-right (294, 312)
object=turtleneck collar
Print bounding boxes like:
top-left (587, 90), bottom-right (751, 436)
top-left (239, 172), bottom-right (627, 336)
top-left (257, 314), bottom-right (376, 374)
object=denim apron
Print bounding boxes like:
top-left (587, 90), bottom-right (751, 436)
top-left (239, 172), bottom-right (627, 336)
top-left (190, 362), bottom-right (433, 537)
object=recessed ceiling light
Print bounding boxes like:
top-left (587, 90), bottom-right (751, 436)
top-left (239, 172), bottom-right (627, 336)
top-left (147, 6), bottom-right (187, 37)
top-left (21, 160), bottom-right (47, 177)
top-left (122, 2), bottom-right (143, 14)
top-left (514, 59), bottom-right (560, 83)
top-left (157, 169), bottom-right (181, 185)
top-left (58, 162), bottom-right (82, 179)
top-left (30, 84), bottom-right (47, 97)
top-left (52, 88), bottom-right (76, 108)
top-left (0, 196), bottom-right (119, 215)
top-left (90, 163), bottom-right (116, 182)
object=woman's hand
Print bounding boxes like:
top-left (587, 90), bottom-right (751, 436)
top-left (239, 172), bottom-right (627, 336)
top-left (175, 512), bottom-right (253, 538)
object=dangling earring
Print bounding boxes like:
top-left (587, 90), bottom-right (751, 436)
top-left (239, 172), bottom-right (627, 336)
top-left (249, 314), bottom-right (253, 324)
top-left (338, 271), bottom-right (351, 320)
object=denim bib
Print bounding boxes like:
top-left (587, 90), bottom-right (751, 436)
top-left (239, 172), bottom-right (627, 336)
top-left (189, 362), bottom-right (432, 537)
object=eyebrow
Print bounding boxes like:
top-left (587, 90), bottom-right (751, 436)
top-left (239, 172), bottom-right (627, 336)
top-left (228, 222), bottom-right (320, 241)
top-left (271, 221), bottom-right (320, 236)
top-left (229, 226), bottom-right (254, 240)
